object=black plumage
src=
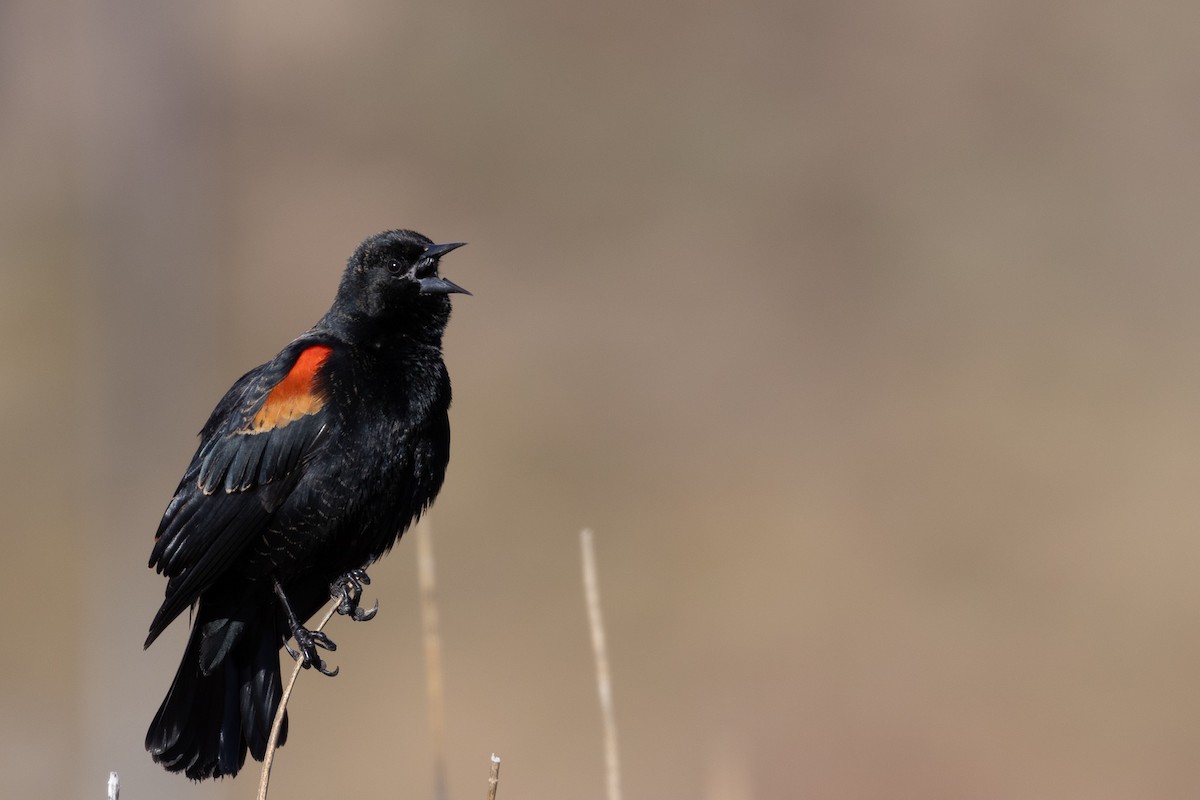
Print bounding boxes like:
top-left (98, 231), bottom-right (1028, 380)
top-left (144, 230), bottom-right (468, 780)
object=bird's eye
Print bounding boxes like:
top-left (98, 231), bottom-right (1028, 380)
top-left (386, 259), bottom-right (403, 274)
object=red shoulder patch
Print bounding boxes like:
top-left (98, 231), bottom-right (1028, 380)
top-left (244, 345), bottom-right (332, 433)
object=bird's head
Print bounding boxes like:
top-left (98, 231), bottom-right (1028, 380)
top-left (330, 229), bottom-right (469, 341)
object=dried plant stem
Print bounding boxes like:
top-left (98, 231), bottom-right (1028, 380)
top-left (417, 518), bottom-right (449, 800)
top-left (256, 601), bottom-right (339, 800)
top-left (486, 753), bottom-right (501, 800)
top-left (580, 528), bottom-right (623, 800)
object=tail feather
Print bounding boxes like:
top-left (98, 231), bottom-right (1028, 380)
top-left (146, 606), bottom-right (286, 780)
top-left (241, 618), bottom-right (288, 761)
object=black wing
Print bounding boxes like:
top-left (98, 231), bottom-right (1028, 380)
top-left (145, 337), bottom-right (336, 647)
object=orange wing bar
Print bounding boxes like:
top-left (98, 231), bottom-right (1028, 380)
top-left (245, 345), bottom-right (333, 433)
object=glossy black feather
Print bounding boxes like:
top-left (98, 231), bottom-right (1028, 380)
top-left (144, 229), bottom-right (466, 780)
top-left (146, 336), bottom-right (334, 645)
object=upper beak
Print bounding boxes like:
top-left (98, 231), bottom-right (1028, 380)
top-left (417, 241), bottom-right (470, 295)
top-left (423, 241), bottom-right (467, 260)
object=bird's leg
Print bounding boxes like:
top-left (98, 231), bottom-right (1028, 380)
top-left (331, 568), bottom-right (379, 622)
top-left (273, 579), bottom-right (339, 676)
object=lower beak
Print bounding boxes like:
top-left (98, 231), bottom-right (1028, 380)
top-left (418, 275), bottom-right (472, 295)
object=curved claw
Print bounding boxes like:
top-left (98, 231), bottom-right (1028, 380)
top-left (313, 660), bottom-right (339, 677)
top-left (282, 638), bottom-right (301, 660)
top-left (352, 599), bottom-right (379, 622)
top-left (332, 568), bottom-right (378, 622)
top-left (289, 633), bottom-right (340, 675)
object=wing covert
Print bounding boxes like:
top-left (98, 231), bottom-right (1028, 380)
top-left (146, 339), bottom-right (336, 645)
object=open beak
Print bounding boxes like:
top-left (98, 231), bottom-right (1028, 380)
top-left (417, 242), bottom-right (471, 295)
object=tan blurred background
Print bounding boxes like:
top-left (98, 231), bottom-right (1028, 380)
top-left (4, 1), bottom-right (1200, 798)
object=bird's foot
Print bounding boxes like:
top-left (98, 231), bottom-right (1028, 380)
top-left (332, 568), bottom-right (378, 622)
top-left (274, 578), bottom-right (339, 676)
top-left (281, 625), bottom-right (339, 676)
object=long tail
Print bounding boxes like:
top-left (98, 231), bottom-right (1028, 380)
top-left (145, 604), bottom-right (286, 780)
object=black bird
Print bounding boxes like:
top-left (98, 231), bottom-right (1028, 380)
top-left (144, 229), bottom-right (468, 780)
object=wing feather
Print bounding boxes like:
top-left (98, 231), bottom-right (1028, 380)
top-left (145, 339), bottom-right (335, 647)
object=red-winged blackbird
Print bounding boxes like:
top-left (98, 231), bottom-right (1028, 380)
top-left (144, 229), bottom-right (468, 780)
